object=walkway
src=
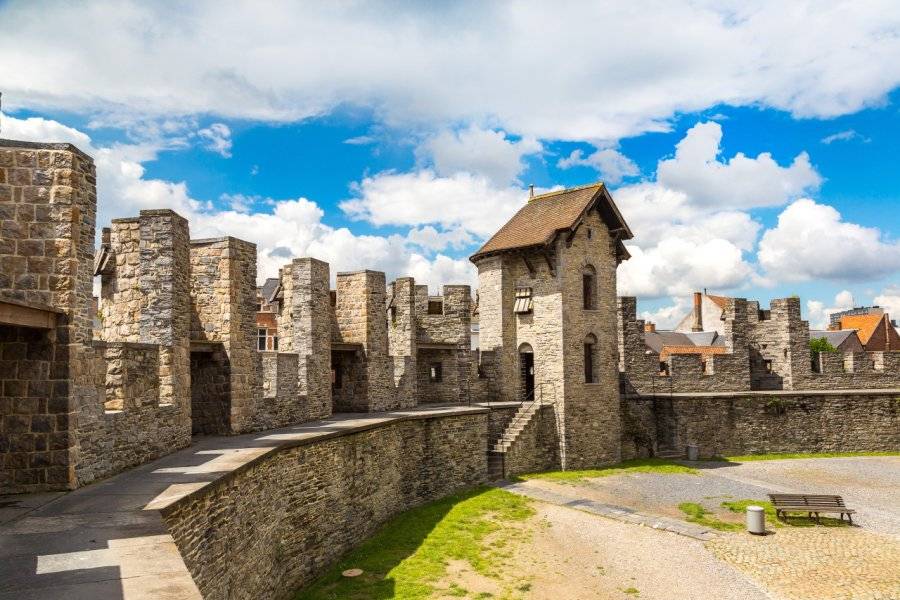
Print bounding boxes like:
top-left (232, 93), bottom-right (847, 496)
top-left (496, 480), bottom-right (718, 540)
top-left (0, 405), bottom-right (486, 600)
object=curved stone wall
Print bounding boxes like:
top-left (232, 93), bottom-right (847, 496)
top-left (161, 411), bottom-right (488, 599)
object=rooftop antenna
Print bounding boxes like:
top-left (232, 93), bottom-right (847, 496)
top-left (529, 184), bottom-right (534, 199)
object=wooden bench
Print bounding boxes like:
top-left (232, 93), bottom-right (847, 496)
top-left (768, 494), bottom-right (855, 524)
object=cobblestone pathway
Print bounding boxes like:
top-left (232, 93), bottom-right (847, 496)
top-left (708, 527), bottom-right (900, 600)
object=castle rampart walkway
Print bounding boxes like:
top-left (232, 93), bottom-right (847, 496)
top-left (0, 404), bottom-right (489, 600)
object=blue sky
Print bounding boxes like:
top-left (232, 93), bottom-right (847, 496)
top-left (1, 1), bottom-right (899, 327)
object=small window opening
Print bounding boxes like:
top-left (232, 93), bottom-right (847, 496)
top-left (764, 359), bottom-right (773, 374)
top-left (513, 287), bottom-right (533, 314)
top-left (429, 362), bottom-right (443, 382)
top-left (659, 361), bottom-right (670, 376)
top-left (332, 364), bottom-right (342, 389)
top-left (582, 265), bottom-right (596, 310)
top-left (273, 336), bottom-right (278, 351)
top-left (330, 290), bottom-right (337, 307)
top-left (389, 305), bottom-right (397, 325)
top-left (586, 228), bottom-right (593, 239)
top-left (427, 300), bottom-right (443, 315)
top-left (583, 333), bottom-right (598, 383)
top-left (257, 328), bottom-right (267, 351)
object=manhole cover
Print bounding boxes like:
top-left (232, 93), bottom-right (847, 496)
top-left (342, 568), bottom-right (364, 578)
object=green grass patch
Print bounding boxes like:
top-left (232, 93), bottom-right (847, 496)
top-left (721, 451), bottom-right (899, 462)
top-left (295, 486), bottom-right (534, 600)
top-left (680, 498), bottom-right (851, 530)
top-left (518, 458), bottom-right (698, 482)
top-left (623, 587), bottom-right (640, 596)
top-left (678, 502), bottom-right (744, 532)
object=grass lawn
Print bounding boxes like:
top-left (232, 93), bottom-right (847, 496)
top-left (721, 451), bottom-right (900, 462)
top-left (295, 486), bottom-right (534, 600)
top-left (517, 458), bottom-right (698, 483)
top-left (679, 498), bottom-right (850, 531)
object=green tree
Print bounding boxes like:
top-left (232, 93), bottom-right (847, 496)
top-left (809, 337), bottom-right (837, 353)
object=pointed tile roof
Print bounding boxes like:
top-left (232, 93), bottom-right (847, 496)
top-left (470, 183), bottom-right (632, 262)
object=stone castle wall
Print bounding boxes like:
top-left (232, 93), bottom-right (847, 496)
top-left (1, 141), bottom-right (97, 492)
top-left (162, 410), bottom-right (488, 600)
top-left (621, 390), bottom-right (900, 459)
top-left (558, 209), bottom-right (622, 469)
top-left (618, 296), bottom-right (752, 395)
top-left (415, 285), bottom-right (472, 404)
top-left (749, 297), bottom-right (900, 391)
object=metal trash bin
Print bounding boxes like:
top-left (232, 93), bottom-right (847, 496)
top-left (746, 505), bottom-right (766, 535)
top-left (686, 444), bottom-right (699, 461)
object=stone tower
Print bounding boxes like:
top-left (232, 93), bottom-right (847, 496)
top-left (470, 183), bottom-right (632, 469)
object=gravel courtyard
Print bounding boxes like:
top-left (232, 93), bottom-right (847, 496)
top-left (509, 456), bottom-right (900, 600)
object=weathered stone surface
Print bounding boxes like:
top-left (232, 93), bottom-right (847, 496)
top-left (163, 411), bottom-right (488, 600)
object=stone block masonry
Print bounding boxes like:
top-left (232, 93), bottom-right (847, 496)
top-left (621, 390), bottom-right (900, 459)
top-left (291, 257), bottom-right (332, 421)
top-left (162, 409), bottom-right (488, 600)
top-left (189, 237), bottom-right (261, 434)
top-left (1, 140), bottom-right (97, 492)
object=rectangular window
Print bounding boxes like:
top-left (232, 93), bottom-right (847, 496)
top-left (429, 362), bottom-right (443, 382)
top-left (257, 328), bottom-right (267, 351)
top-left (513, 287), bottom-right (533, 314)
top-left (583, 274), bottom-right (595, 309)
top-left (584, 343), bottom-right (594, 383)
top-left (427, 300), bottom-right (443, 315)
top-left (764, 359), bottom-right (773, 374)
top-left (272, 336), bottom-right (279, 351)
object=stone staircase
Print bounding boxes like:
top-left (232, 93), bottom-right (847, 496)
top-left (486, 401), bottom-right (543, 480)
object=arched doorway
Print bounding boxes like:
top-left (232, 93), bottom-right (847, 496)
top-left (518, 343), bottom-right (534, 401)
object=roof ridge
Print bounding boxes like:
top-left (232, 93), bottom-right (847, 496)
top-left (530, 181), bottom-right (603, 201)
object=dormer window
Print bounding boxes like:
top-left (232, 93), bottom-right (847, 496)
top-left (513, 287), bottom-right (533, 314)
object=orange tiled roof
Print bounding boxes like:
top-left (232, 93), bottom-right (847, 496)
top-left (706, 294), bottom-right (731, 310)
top-left (839, 314), bottom-right (883, 344)
top-left (659, 345), bottom-right (728, 360)
top-left (470, 183), bottom-right (632, 261)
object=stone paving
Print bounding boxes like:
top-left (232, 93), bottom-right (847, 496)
top-left (709, 527), bottom-right (900, 600)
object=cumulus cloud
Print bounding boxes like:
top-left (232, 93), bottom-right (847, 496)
top-left (758, 199), bottom-right (900, 281)
top-left (657, 122), bottom-right (822, 209)
top-left (639, 296), bottom-right (692, 330)
top-left (340, 169), bottom-right (527, 239)
top-left (557, 148), bottom-right (639, 184)
top-left (806, 290), bottom-right (855, 329)
top-left (874, 286), bottom-right (900, 320)
top-left (418, 127), bottom-right (541, 185)
top-left (2, 2), bottom-right (900, 140)
top-left (197, 123), bottom-right (232, 157)
top-left (0, 112), bottom-right (476, 289)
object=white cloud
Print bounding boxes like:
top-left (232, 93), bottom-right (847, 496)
top-left (0, 112), bottom-right (476, 288)
top-left (873, 286), bottom-right (900, 321)
top-left (806, 290), bottom-right (855, 329)
top-left (340, 169), bottom-right (527, 239)
top-left (639, 296), bottom-right (692, 330)
top-left (2, 2), bottom-right (900, 140)
top-left (418, 127), bottom-right (541, 185)
top-left (406, 226), bottom-right (474, 252)
top-left (197, 123), bottom-right (232, 157)
top-left (758, 199), bottom-right (900, 281)
top-left (821, 129), bottom-right (869, 144)
top-left (657, 122), bottom-right (822, 209)
top-left (557, 148), bottom-right (639, 184)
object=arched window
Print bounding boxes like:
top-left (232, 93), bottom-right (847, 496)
top-left (582, 265), bottom-right (596, 310)
top-left (583, 333), bottom-right (598, 383)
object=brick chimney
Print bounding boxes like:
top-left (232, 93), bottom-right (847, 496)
top-left (691, 291), bottom-right (703, 332)
top-left (644, 322), bottom-right (656, 333)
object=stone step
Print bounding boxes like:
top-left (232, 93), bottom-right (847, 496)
top-left (656, 449), bottom-right (683, 459)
